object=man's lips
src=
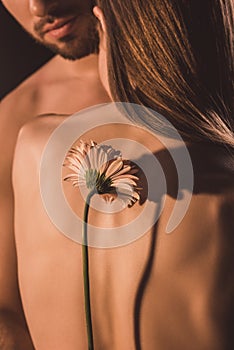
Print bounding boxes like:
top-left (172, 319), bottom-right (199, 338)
top-left (42, 16), bottom-right (77, 39)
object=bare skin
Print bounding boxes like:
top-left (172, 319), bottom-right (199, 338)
top-left (0, 0), bottom-right (110, 347)
top-left (13, 114), bottom-right (234, 349)
top-left (0, 53), bottom-right (109, 348)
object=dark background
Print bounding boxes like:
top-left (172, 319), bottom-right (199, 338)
top-left (0, 3), bottom-right (54, 100)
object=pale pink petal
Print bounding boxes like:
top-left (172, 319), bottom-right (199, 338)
top-left (111, 174), bottom-right (139, 182)
top-left (65, 157), bottom-right (81, 168)
top-left (112, 177), bottom-right (138, 186)
top-left (105, 158), bottom-right (123, 178)
top-left (97, 147), bottom-right (107, 173)
top-left (115, 183), bottom-right (133, 191)
top-left (128, 167), bottom-right (139, 175)
top-left (110, 165), bottom-right (132, 178)
top-left (118, 190), bottom-right (140, 201)
top-left (88, 146), bottom-right (97, 169)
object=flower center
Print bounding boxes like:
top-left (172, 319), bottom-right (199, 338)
top-left (85, 169), bottom-right (113, 194)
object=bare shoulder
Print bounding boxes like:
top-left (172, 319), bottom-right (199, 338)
top-left (9, 55), bottom-right (61, 91)
top-left (15, 55), bottom-right (67, 89)
top-left (0, 56), bottom-right (62, 123)
top-left (16, 114), bottom-right (67, 154)
top-left (0, 81), bottom-right (37, 127)
top-left (12, 115), bottom-right (67, 210)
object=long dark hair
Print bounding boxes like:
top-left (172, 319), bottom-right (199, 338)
top-left (97, 0), bottom-right (234, 147)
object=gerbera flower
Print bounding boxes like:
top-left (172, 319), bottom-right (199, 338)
top-left (63, 140), bottom-right (140, 207)
top-left (63, 140), bottom-right (141, 350)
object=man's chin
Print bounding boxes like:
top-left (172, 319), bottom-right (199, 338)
top-left (35, 34), bottom-right (99, 61)
top-left (42, 43), bottom-right (86, 61)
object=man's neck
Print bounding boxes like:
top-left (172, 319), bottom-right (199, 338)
top-left (53, 54), bottom-right (100, 79)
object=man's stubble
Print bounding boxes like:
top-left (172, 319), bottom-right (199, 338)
top-left (32, 13), bottom-right (99, 61)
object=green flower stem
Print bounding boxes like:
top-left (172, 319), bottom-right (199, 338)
top-left (82, 190), bottom-right (95, 350)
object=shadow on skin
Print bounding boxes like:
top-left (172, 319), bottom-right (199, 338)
top-left (137, 142), bottom-right (234, 206)
top-left (133, 206), bottom-right (161, 350)
top-left (133, 143), bottom-right (234, 349)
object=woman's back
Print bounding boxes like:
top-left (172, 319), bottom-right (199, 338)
top-left (13, 114), bottom-right (234, 349)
